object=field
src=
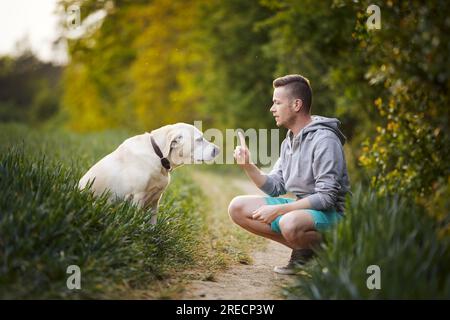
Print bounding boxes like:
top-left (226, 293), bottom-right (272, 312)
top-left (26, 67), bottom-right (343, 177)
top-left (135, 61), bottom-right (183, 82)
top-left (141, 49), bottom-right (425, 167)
top-left (0, 124), bottom-right (261, 299)
top-left (1, 124), bottom-right (449, 299)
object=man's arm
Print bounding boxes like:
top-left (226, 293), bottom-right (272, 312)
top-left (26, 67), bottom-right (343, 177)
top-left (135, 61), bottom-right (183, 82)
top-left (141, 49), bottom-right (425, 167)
top-left (305, 137), bottom-right (344, 211)
top-left (234, 132), bottom-right (267, 187)
top-left (251, 192), bottom-right (313, 224)
top-left (239, 163), bottom-right (267, 188)
top-left (234, 132), bottom-right (285, 195)
top-left (278, 197), bottom-right (312, 213)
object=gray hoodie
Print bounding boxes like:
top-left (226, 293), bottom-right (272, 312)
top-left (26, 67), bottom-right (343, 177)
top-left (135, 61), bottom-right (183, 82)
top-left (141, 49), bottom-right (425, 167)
top-left (259, 115), bottom-right (351, 213)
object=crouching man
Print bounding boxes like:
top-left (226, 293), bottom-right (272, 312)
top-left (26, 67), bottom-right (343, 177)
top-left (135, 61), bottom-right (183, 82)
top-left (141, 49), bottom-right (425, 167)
top-left (229, 74), bottom-right (351, 274)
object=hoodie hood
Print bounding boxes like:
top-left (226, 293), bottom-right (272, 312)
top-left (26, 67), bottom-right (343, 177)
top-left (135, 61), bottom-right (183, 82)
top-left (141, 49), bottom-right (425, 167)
top-left (290, 115), bottom-right (347, 145)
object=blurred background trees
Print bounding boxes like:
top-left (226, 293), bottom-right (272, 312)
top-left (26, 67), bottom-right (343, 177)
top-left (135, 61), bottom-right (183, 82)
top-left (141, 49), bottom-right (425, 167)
top-left (0, 50), bottom-right (62, 124)
top-left (0, 0), bottom-right (448, 224)
top-left (1, 0), bottom-right (449, 299)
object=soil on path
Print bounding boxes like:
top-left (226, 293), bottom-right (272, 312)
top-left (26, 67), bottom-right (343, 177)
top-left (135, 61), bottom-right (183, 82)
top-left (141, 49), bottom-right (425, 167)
top-left (181, 172), bottom-right (296, 300)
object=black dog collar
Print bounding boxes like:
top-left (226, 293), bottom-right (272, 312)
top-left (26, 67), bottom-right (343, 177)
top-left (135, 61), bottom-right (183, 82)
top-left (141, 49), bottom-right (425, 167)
top-left (150, 135), bottom-right (171, 171)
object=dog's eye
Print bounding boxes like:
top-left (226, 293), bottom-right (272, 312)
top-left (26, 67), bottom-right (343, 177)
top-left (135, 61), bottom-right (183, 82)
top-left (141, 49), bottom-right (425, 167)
top-left (196, 137), bottom-right (203, 142)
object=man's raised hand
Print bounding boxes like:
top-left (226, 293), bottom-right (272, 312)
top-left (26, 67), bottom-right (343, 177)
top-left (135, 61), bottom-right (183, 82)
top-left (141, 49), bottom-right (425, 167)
top-left (234, 131), bottom-right (251, 166)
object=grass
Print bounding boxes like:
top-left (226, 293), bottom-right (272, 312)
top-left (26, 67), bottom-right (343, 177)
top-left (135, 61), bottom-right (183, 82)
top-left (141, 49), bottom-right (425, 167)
top-left (286, 186), bottom-right (450, 299)
top-left (189, 170), bottom-right (266, 269)
top-left (0, 123), bottom-right (258, 299)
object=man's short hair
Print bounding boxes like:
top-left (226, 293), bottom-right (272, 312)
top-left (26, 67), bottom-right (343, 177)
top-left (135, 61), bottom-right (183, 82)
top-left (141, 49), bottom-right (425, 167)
top-left (273, 74), bottom-right (312, 114)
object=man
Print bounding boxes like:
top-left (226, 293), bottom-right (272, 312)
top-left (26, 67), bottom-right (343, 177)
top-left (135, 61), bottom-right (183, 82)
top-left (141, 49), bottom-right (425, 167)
top-left (228, 74), bottom-right (350, 275)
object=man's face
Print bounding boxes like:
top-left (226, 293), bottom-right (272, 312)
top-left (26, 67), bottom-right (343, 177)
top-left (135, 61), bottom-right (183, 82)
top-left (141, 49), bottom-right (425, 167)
top-left (270, 86), bottom-right (296, 127)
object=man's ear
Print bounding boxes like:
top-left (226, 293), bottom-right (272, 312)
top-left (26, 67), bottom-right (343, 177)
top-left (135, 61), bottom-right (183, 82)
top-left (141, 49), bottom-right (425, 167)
top-left (293, 98), bottom-right (303, 112)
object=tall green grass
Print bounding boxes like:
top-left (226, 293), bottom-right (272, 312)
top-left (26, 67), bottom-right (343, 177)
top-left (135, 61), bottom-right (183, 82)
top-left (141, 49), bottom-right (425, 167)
top-left (0, 124), bottom-right (207, 298)
top-left (287, 186), bottom-right (450, 299)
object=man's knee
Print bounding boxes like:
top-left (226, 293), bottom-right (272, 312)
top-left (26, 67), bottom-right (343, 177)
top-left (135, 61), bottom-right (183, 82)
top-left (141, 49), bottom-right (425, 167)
top-left (279, 218), bottom-right (300, 244)
top-left (279, 211), bottom-right (313, 245)
top-left (228, 196), bottom-right (247, 224)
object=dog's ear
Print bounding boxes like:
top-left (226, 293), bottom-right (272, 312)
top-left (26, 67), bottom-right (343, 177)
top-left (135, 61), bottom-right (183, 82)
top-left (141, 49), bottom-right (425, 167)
top-left (163, 129), bottom-right (183, 156)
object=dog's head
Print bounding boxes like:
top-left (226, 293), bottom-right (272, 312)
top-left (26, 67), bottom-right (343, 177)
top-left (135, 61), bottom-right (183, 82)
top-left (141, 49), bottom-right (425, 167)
top-left (163, 123), bottom-right (220, 167)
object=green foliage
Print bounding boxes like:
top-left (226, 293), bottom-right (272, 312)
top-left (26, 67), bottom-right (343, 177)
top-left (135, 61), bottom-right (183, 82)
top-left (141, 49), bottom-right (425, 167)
top-left (198, 0), bottom-right (277, 130)
top-left (267, 0), bottom-right (450, 299)
top-left (0, 52), bottom-right (62, 125)
top-left (62, 0), bottom-right (208, 132)
top-left (257, 0), bottom-right (381, 185)
top-left (287, 186), bottom-right (450, 299)
top-left (355, 0), bottom-right (450, 200)
top-left (259, 0), bottom-right (357, 117)
top-left (61, 0), bottom-right (280, 132)
top-left (360, 95), bottom-right (448, 197)
top-left (2, 0), bottom-right (450, 299)
top-left (0, 124), bottom-right (207, 298)
top-left (8, 0), bottom-right (446, 196)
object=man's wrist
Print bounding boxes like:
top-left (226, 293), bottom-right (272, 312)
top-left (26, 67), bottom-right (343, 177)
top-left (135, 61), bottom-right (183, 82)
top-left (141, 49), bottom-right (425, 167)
top-left (277, 203), bottom-right (290, 215)
top-left (239, 162), bottom-right (253, 170)
top-left (282, 198), bottom-right (311, 213)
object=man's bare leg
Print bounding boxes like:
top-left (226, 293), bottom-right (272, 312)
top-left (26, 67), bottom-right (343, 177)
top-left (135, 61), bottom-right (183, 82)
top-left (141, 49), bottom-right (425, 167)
top-left (228, 195), bottom-right (294, 248)
top-left (278, 210), bottom-right (322, 250)
top-left (229, 195), bottom-right (324, 274)
top-left (228, 195), bottom-right (322, 250)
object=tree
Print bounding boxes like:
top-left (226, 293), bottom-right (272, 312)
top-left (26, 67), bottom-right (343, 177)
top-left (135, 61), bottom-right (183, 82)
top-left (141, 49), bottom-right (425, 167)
top-left (61, 0), bottom-right (208, 132)
top-left (0, 51), bottom-right (62, 124)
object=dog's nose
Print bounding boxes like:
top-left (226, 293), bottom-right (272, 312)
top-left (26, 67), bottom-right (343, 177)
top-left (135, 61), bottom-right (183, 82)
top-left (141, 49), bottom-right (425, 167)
top-left (212, 146), bottom-right (220, 157)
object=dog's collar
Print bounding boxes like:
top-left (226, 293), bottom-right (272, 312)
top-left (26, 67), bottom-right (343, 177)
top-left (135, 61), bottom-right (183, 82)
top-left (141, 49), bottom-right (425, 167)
top-left (150, 135), bottom-right (171, 171)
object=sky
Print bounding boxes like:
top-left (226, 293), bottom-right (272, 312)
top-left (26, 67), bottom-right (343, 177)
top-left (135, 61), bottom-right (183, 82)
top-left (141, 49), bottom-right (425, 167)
top-left (0, 0), bottom-right (68, 64)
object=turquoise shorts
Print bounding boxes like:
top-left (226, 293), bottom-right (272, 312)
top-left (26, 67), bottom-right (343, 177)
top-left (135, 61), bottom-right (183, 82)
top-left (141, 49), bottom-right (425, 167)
top-left (264, 197), bottom-right (344, 233)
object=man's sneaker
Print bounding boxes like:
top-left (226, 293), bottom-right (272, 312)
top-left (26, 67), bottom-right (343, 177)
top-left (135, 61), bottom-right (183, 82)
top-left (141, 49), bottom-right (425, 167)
top-left (273, 249), bottom-right (314, 275)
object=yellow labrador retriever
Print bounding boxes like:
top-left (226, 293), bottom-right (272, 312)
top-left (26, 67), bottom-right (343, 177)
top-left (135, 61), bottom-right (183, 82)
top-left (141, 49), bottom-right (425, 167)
top-left (79, 123), bottom-right (220, 224)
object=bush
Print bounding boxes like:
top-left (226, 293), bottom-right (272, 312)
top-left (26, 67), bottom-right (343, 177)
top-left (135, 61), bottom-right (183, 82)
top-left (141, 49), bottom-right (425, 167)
top-left (286, 186), bottom-right (450, 299)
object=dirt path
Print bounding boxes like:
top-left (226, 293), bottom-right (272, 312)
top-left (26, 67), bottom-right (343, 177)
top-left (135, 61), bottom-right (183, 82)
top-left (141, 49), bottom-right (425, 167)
top-left (181, 172), bottom-right (295, 300)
